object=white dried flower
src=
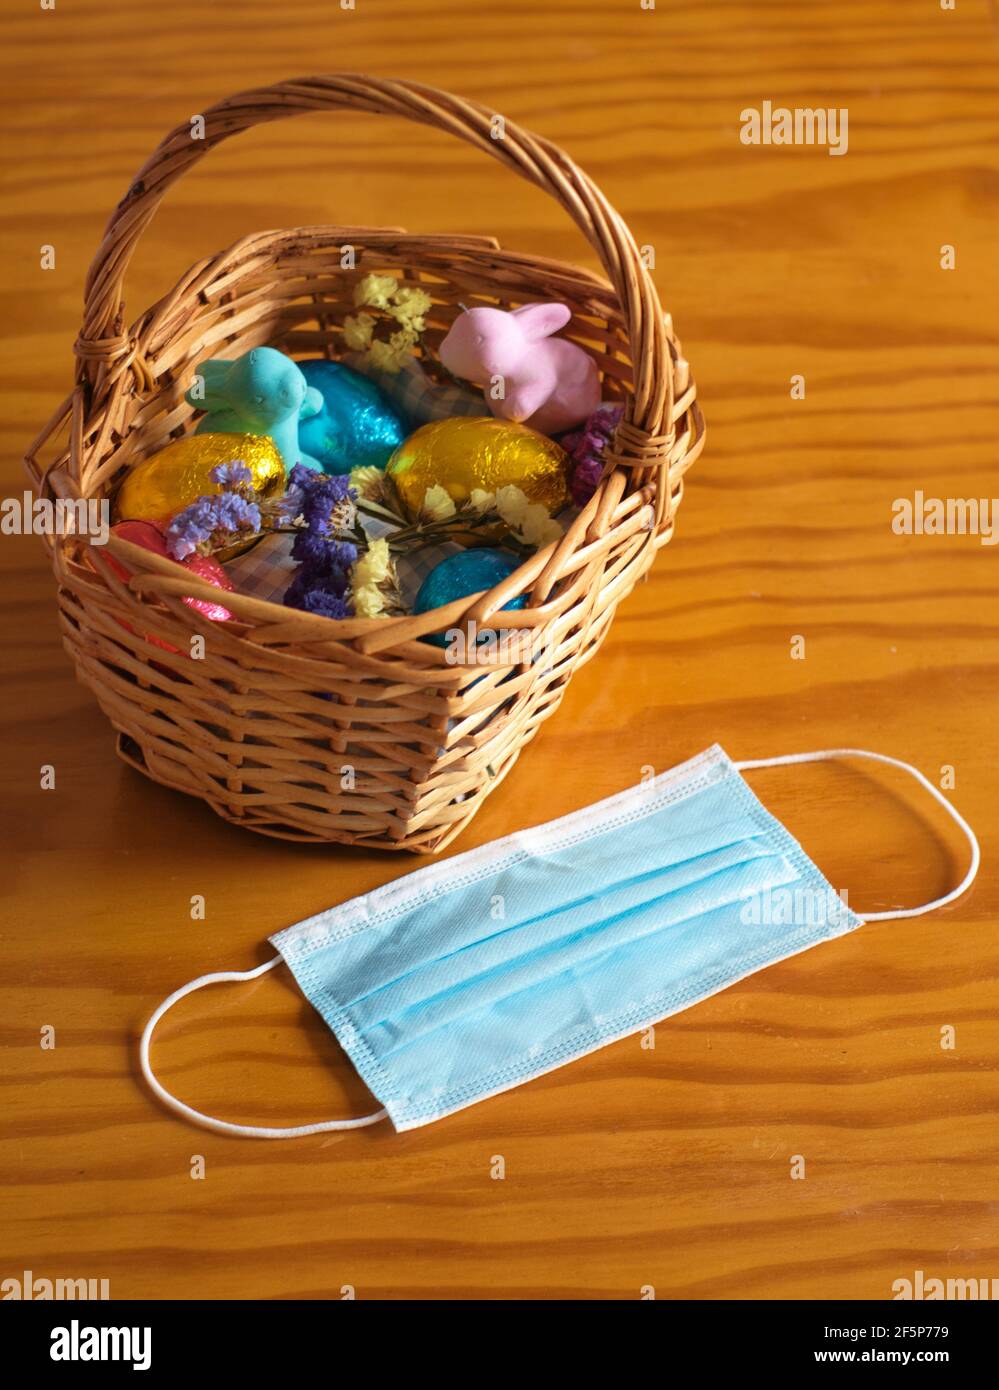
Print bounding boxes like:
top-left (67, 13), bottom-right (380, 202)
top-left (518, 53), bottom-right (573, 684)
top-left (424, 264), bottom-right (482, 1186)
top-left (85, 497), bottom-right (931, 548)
top-left (420, 484), bottom-right (457, 523)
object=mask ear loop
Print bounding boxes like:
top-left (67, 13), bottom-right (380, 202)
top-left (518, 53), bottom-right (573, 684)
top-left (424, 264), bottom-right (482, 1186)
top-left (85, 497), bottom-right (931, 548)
top-left (732, 748), bottom-right (980, 921)
top-left (139, 956), bottom-right (389, 1138)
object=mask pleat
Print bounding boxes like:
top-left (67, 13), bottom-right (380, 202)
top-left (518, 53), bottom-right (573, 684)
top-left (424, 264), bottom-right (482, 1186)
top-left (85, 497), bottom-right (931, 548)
top-left (341, 799), bottom-right (771, 1018)
top-left (364, 846), bottom-right (800, 1067)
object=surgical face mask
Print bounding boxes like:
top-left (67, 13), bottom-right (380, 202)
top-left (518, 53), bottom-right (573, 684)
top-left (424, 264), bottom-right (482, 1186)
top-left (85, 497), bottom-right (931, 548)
top-left (141, 746), bottom-right (978, 1137)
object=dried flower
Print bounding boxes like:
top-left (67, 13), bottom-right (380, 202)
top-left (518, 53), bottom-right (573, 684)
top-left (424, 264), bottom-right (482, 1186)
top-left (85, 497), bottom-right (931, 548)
top-left (494, 484), bottom-right (562, 548)
top-left (164, 499), bottom-right (214, 560)
top-left (262, 493), bottom-right (304, 528)
top-left (520, 507), bottom-right (562, 548)
top-left (353, 273), bottom-right (399, 310)
top-left (284, 539), bottom-right (356, 610)
top-left (342, 312), bottom-right (377, 350)
top-left (287, 587), bottom-right (353, 621)
top-left (420, 484), bottom-right (457, 523)
top-left (209, 461), bottom-right (253, 491)
top-left (214, 491), bottom-right (261, 533)
top-left (165, 491), bottom-right (261, 560)
top-left (561, 405), bottom-right (624, 506)
top-left (294, 528), bottom-right (357, 576)
top-left (493, 485), bottom-right (529, 527)
top-left (301, 473), bottom-right (356, 538)
top-left (468, 488), bottom-right (496, 514)
top-left (351, 537), bottom-right (392, 586)
top-left (279, 466), bottom-right (362, 620)
top-left (367, 329), bottom-right (417, 374)
top-left (389, 286), bottom-right (432, 333)
top-left (287, 462), bottom-right (321, 492)
top-left (347, 276), bottom-right (428, 373)
top-left (349, 584), bottom-right (382, 618)
top-left (349, 539), bottom-right (402, 618)
top-left (348, 466), bottom-right (392, 509)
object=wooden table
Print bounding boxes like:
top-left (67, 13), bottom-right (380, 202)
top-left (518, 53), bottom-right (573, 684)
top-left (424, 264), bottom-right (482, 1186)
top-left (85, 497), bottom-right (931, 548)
top-left (2, 0), bottom-right (996, 1301)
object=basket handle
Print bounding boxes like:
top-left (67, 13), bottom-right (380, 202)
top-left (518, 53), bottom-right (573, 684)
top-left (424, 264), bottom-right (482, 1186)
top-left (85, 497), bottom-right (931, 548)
top-left (78, 73), bottom-right (674, 479)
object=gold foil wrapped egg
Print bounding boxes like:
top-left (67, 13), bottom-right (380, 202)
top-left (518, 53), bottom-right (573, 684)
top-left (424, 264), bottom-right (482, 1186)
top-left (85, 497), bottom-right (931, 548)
top-left (112, 433), bottom-right (285, 525)
top-left (386, 418), bottom-right (569, 522)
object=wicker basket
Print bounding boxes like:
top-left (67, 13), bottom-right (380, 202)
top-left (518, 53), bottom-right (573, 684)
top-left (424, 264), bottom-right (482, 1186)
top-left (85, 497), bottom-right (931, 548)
top-left (25, 75), bottom-right (704, 853)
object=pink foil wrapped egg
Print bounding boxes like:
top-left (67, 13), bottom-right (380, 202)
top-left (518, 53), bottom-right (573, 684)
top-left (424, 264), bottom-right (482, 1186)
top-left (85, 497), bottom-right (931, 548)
top-left (104, 520), bottom-right (236, 645)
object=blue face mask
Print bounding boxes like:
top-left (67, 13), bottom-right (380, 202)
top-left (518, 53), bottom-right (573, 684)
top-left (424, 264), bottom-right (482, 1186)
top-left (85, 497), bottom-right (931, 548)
top-left (141, 746), bottom-right (978, 1137)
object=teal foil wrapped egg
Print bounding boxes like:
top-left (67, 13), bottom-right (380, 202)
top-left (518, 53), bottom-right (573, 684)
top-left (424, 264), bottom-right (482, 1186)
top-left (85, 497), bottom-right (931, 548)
top-left (297, 359), bottom-right (406, 475)
top-left (415, 549), bottom-right (526, 648)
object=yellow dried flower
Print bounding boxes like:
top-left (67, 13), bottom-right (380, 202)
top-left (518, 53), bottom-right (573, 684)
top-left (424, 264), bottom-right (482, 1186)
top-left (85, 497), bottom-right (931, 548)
top-left (390, 286), bottom-right (433, 332)
top-left (342, 312), bottom-right (376, 349)
top-left (352, 582), bottom-right (386, 619)
top-left (352, 537), bottom-right (392, 587)
top-left (365, 329), bottom-right (415, 374)
top-left (350, 539), bottom-right (401, 619)
top-left (354, 273), bottom-right (398, 310)
top-left (365, 339), bottom-right (395, 373)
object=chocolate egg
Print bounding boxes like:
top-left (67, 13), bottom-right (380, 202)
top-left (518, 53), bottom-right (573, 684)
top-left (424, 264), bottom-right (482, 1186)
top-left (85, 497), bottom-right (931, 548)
top-left (104, 519), bottom-right (236, 648)
top-left (112, 433), bottom-right (285, 525)
top-left (414, 549), bottom-right (525, 647)
top-left (297, 359), bottom-right (406, 474)
top-left (386, 417), bottom-right (569, 522)
top-left (179, 554), bottom-right (236, 623)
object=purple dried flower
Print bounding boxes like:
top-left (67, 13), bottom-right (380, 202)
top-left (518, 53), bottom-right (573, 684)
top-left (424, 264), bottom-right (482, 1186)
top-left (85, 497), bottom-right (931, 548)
top-left (290, 529), bottom-right (354, 572)
top-left (212, 491), bottom-right (261, 534)
top-left (274, 464), bottom-right (314, 523)
top-left (282, 570), bottom-right (309, 608)
top-left (303, 475), bottom-right (355, 537)
top-left (265, 490), bottom-right (304, 525)
top-left (165, 492), bottom-right (261, 560)
top-left (283, 563), bottom-right (353, 619)
top-left (289, 529), bottom-right (322, 566)
top-left (165, 497), bottom-right (217, 560)
top-left (209, 461), bottom-right (253, 488)
top-left (562, 405), bottom-right (624, 506)
top-left (288, 462), bottom-right (321, 492)
top-left (291, 588), bottom-right (354, 621)
top-left (570, 457), bottom-right (605, 507)
top-left (280, 467), bottom-right (359, 621)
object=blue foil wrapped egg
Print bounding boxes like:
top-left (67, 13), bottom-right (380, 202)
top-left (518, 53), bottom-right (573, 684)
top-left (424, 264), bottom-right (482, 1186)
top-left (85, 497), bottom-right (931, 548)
top-left (415, 549), bottom-right (526, 648)
top-left (297, 359), bottom-right (406, 475)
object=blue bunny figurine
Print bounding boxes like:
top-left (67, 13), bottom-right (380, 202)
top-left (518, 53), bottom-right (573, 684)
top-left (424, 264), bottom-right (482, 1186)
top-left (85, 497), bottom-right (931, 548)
top-left (186, 347), bottom-right (324, 472)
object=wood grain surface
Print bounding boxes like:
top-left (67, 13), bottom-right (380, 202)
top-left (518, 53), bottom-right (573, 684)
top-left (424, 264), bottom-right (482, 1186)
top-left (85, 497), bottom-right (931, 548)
top-left (2, 0), bottom-right (997, 1301)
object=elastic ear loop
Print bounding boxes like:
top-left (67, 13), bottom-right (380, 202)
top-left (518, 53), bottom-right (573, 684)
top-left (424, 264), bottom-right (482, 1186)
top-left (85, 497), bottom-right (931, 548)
top-left (139, 956), bottom-right (388, 1138)
top-left (732, 748), bottom-right (980, 921)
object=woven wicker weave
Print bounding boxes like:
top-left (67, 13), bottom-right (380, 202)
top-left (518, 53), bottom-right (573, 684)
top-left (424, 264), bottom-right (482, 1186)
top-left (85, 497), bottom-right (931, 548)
top-left (24, 75), bottom-right (704, 853)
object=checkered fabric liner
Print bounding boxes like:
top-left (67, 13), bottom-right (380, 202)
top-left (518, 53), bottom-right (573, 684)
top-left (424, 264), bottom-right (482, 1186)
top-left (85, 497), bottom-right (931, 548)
top-left (342, 352), bottom-right (489, 427)
top-left (224, 517), bottom-right (461, 610)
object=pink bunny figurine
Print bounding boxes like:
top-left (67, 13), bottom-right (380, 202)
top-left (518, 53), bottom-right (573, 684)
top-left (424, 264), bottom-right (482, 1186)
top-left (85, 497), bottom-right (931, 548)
top-left (438, 303), bottom-right (601, 435)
